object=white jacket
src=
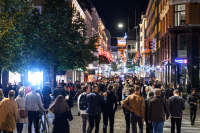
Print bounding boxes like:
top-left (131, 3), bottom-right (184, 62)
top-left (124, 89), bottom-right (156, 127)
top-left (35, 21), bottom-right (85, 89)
top-left (77, 92), bottom-right (87, 115)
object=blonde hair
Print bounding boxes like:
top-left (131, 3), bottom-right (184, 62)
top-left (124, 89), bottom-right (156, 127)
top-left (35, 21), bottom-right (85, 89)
top-left (124, 83), bottom-right (129, 88)
top-left (0, 89), bottom-right (4, 99)
top-left (145, 86), bottom-right (152, 92)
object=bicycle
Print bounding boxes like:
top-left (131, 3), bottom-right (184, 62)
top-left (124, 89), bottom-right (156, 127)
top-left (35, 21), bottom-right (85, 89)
top-left (38, 110), bottom-right (50, 133)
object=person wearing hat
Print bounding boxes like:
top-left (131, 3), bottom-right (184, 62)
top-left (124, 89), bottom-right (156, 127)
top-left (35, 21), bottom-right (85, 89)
top-left (187, 88), bottom-right (200, 126)
top-left (0, 90), bottom-right (18, 133)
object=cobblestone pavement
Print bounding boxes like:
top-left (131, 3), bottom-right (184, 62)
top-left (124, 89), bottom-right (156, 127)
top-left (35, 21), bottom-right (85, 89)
top-left (14, 103), bottom-right (200, 133)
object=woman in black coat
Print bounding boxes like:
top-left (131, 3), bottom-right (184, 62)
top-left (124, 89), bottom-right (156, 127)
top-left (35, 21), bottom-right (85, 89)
top-left (64, 85), bottom-right (74, 108)
top-left (49, 95), bottom-right (73, 133)
top-left (117, 82), bottom-right (123, 105)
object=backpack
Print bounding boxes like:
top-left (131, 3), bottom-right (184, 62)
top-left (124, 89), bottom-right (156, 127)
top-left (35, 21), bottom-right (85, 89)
top-left (79, 93), bottom-right (87, 110)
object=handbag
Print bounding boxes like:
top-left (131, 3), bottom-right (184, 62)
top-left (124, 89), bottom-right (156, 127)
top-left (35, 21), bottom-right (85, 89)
top-left (19, 109), bottom-right (28, 118)
top-left (65, 90), bottom-right (70, 100)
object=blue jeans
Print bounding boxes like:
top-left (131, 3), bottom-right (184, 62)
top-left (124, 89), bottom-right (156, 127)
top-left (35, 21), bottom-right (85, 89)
top-left (130, 112), bottom-right (143, 133)
top-left (152, 121), bottom-right (164, 133)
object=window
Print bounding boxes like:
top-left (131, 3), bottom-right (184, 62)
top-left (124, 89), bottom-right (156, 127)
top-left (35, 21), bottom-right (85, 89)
top-left (128, 45), bottom-right (131, 50)
top-left (177, 34), bottom-right (187, 50)
top-left (132, 45), bottom-right (135, 49)
top-left (174, 4), bottom-right (185, 26)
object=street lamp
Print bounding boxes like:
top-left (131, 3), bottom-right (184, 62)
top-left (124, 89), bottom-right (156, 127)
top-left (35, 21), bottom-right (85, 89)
top-left (118, 23), bottom-right (123, 28)
top-left (118, 23), bottom-right (123, 36)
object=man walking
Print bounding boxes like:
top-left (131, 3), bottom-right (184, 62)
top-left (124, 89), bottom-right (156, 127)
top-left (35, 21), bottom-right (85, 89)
top-left (166, 85), bottom-right (175, 101)
top-left (148, 89), bottom-right (169, 133)
top-left (77, 85), bottom-right (90, 133)
top-left (123, 86), bottom-right (145, 133)
top-left (102, 85), bottom-right (118, 133)
top-left (86, 85), bottom-right (107, 133)
top-left (25, 85), bottom-right (45, 133)
top-left (187, 88), bottom-right (199, 126)
top-left (42, 82), bottom-right (52, 114)
top-left (168, 89), bottom-right (185, 133)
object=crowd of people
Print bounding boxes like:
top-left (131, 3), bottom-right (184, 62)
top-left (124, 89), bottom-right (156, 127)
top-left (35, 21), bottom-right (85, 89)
top-left (0, 75), bottom-right (199, 133)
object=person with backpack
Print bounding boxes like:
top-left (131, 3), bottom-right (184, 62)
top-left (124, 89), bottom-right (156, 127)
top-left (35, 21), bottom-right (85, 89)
top-left (77, 85), bottom-right (90, 133)
top-left (52, 82), bottom-right (66, 99)
top-left (102, 85), bottom-right (118, 133)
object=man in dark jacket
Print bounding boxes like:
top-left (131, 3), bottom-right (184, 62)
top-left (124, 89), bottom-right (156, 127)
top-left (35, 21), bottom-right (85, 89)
top-left (52, 82), bottom-right (66, 99)
top-left (42, 82), bottom-right (52, 114)
top-left (86, 85), bottom-right (107, 133)
top-left (102, 85), bottom-right (117, 133)
top-left (148, 89), bottom-right (169, 133)
top-left (166, 85), bottom-right (175, 101)
top-left (187, 88), bottom-right (199, 125)
top-left (168, 89), bottom-right (185, 133)
top-left (145, 91), bottom-right (154, 133)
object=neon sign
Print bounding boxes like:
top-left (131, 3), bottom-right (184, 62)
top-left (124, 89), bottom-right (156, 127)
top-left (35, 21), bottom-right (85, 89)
top-left (100, 48), bottom-right (113, 61)
top-left (175, 59), bottom-right (187, 64)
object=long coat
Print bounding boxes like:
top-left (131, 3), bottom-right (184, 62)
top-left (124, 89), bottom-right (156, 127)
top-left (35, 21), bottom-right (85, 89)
top-left (117, 86), bottom-right (123, 102)
top-left (15, 96), bottom-right (28, 124)
top-left (0, 98), bottom-right (18, 131)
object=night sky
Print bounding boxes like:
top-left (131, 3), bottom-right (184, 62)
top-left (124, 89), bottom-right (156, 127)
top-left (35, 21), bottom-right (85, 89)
top-left (89, 0), bottom-right (149, 37)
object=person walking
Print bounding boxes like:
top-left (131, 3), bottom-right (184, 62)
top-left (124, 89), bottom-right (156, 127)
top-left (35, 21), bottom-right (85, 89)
top-left (168, 89), bottom-right (185, 133)
top-left (42, 82), bottom-right (52, 114)
top-left (3, 83), bottom-right (12, 98)
top-left (15, 89), bottom-right (28, 133)
top-left (175, 84), bottom-right (183, 97)
top-left (0, 89), bottom-right (4, 133)
top-left (160, 86), bottom-right (166, 99)
top-left (86, 85), bottom-right (107, 133)
top-left (145, 91), bottom-right (154, 133)
top-left (166, 85), bottom-right (175, 101)
top-left (77, 86), bottom-right (90, 133)
top-left (25, 85), bottom-right (45, 133)
top-left (123, 87), bottom-right (135, 133)
top-left (122, 86), bottom-right (145, 133)
top-left (187, 88), bottom-right (199, 126)
top-left (0, 90), bottom-right (18, 133)
top-left (147, 89), bottom-right (169, 133)
top-left (49, 95), bottom-right (73, 133)
top-left (64, 85), bottom-right (74, 109)
top-left (52, 82), bottom-right (66, 99)
top-left (123, 83), bottom-right (129, 100)
top-left (117, 82), bottom-right (122, 105)
top-left (102, 85), bottom-right (118, 133)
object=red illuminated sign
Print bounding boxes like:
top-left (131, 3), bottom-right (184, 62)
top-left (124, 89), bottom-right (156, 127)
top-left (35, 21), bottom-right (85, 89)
top-left (100, 48), bottom-right (113, 61)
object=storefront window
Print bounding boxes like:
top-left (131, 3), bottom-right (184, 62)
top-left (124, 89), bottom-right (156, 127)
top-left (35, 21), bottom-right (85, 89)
top-left (174, 4), bottom-right (185, 26)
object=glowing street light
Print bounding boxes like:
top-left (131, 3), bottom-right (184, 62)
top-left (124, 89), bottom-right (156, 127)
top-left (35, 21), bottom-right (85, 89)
top-left (118, 23), bottom-right (123, 28)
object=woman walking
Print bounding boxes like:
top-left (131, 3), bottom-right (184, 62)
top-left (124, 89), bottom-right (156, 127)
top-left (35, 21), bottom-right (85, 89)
top-left (49, 95), bottom-right (73, 133)
top-left (15, 89), bottom-right (28, 133)
top-left (0, 89), bottom-right (4, 133)
top-left (117, 82), bottom-right (123, 105)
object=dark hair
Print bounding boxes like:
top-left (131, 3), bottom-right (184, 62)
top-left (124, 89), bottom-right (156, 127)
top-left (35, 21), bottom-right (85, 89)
top-left (49, 95), bottom-right (69, 113)
top-left (129, 87), bottom-right (134, 94)
top-left (19, 91), bottom-right (24, 97)
top-left (135, 86), bottom-right (140, 92)
top-left (108, 85), bottom-right (113, 91)
top-left (149, 91), bottom-right (154, 98)
top-left (83, 86), bottom-right (89, 92)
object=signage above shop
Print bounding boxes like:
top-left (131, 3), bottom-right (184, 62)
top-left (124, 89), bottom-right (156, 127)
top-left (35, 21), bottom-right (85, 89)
top-left (100, 48), bottom-right (113, 61)
top-left (175, 59), bottom-right (187, 64)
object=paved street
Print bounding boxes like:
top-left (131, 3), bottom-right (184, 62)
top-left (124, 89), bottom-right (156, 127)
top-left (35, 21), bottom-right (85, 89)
top-left (13, 102), bottom-right (200, 133)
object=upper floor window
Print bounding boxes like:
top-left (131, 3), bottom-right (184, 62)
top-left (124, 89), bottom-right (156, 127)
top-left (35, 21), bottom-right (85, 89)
top-left (174, 4), bottom-right (185, 26)
top-left (128, 45), bottom-right (131, 50)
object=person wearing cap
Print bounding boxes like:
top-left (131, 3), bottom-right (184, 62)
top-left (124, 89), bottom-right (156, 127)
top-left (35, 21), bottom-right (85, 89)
top-left (0, 90), bottom-right (18, 133)
top-left (42, 82), bottom-right (52, 114)
top-left (25, 85), bottom-right (45, 133)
